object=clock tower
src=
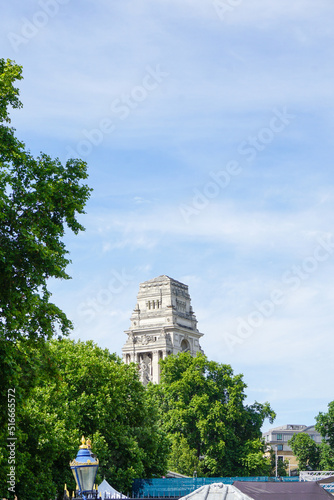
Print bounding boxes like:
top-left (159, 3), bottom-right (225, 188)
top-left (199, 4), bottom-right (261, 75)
top-left (122, 275), bottom-right (204, 384)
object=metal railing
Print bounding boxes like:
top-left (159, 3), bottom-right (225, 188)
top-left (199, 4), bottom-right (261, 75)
top-left (299, 471), bottom-right (334, 493)
top-left (132, 476), bottom-right (300, 497)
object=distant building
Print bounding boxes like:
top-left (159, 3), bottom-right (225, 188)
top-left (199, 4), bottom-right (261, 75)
top-left (122, 275), bottom-right (204, 384)
top-left (263, 424), bottom-right (322, 473)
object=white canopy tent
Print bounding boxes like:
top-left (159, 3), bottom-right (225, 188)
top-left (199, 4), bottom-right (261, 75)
top-left (179, 482), bottom-right (254, 500)
top-left (98, 479), bottom-right (128, 499)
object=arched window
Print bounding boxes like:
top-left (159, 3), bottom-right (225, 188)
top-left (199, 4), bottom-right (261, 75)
top-left (180, 339), bottom-right (190, 352)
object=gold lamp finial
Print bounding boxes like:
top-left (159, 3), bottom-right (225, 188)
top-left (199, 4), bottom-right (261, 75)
top-left (79, 435), bottom-right (87, 449)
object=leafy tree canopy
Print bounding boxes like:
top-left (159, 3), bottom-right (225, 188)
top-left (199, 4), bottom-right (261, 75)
top-left (0, 58), bottom-right (22, 123)
top-left (0, 58), bottom-right (91, 341)
top-left (316, 401), bottom-right (334, 470)
top-left (0, 339), bottom-right (169, 500)
top-left (316, 401), bottom-right (334, 449)
top-left (0, 58), bottom-right (92, 500)
top-left (288, 433), bottom-right (320, 471)
top-left (287, 401), bottom-right (334, 473)
top-left (318, 441), bottom-right (334, 470)
top-left (148, 352), bottom-right (275, 477)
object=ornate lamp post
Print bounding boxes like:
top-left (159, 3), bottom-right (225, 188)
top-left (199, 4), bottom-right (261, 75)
top-left (70, 436), bottom-right (99, 499)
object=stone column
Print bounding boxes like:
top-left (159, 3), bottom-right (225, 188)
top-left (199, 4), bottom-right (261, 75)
top-left (152, 351), bottom-right (160, 384)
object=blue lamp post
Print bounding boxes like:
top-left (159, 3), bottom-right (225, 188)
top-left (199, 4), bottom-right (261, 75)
top-left (70, 436), bottom-right (99, 499)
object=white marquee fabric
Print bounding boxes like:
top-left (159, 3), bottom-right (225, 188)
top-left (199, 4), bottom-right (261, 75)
top-left (98, 479), bottom-right (128, 499)
top-left (179, 482), bottom-right (254, 500)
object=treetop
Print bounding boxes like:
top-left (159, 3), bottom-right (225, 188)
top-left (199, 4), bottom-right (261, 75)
top-left (0, 58), bottom-right (23, 124)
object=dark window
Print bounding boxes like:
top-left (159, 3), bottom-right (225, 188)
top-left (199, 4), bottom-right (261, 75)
top-left (276, 433), bottom-right (282, 440)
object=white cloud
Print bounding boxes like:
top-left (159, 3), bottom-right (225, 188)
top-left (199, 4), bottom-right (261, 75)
top-left (86, 200), bottom-right (334, 260)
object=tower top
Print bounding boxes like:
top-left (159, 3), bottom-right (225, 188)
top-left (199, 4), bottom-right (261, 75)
top-left (143, 274), bottom-right (184, 284)
top-left (122, 275), bottom-right (204, 384)
top-left (129, 275), bottom-right (199, 332)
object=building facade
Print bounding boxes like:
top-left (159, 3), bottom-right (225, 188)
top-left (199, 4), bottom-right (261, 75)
top-left (122, 275), bottom-right (204, 384)
top-left (263, 424), bottom-right (322, 473)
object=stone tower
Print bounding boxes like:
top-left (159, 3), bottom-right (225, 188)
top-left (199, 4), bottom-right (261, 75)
top-left (122, 275), bottom-right (204, 384)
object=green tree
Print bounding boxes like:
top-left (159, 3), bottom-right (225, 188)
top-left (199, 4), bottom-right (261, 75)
top-left (267, 449), bottom-right (288, 477)
top-left (288, 433), bottom-right (320, 471)
top-left (0, 339), bottom-right (60, 499)
top-left (316, 402), bottom-right (334, 449)
top-left (0, 57), bottom-right (91, 499)
top-left (167, 434), bottom-right (205, 477)
top-left (288, 432), bottom-right (320, 470)
top-left (241, 439), bottom-right (272, 476)
top-left (148, 352), bottom-right (275, 477)
top-left (0, 58), bottom-right (91, 342)
top-left (316, 401), bottom-right (334, 469)
top-left (10, 339), bottom-right (168, 500)
top-left (318, 441), bottom-right (334, 470)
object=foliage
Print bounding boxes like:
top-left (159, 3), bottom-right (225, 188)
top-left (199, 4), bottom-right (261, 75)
top-left (167, 434), bottom-right (205, 477)
top-left (0, 58), bottom-right (22, 123)
top-left (0, 339), bottom-right (61, 499)
top-left (2, 339), bottom-right (168, 500)
top-left (267, 449), bottom-right (288, 477)
top-left (288, 433), bottom-right (320, 471)
top-left (241, 439), bottom-right (272, 476)
top-left (0, 58), bottom-right (92, 499)
top-left (284, 402), bottom-right (334, 473)
top-left (316, 401), bottom-right (334, 449)
top-left (0, 55), bottom-right (91, 422)
top-left (0, 59), bottom-right (91, 343)
top-left (316, 401), bottom-right (334, 469)
top-left (318, 441), bottom-right (334, 470)
top-left (148, 352), bottom-right (275, 477)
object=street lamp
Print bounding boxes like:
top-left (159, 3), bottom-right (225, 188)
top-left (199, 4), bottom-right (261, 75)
top-left (70, 436), bottom-right (99, 499)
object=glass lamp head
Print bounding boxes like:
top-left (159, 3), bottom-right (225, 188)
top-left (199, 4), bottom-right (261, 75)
top-left (70, 436), bottom-right (99, 495)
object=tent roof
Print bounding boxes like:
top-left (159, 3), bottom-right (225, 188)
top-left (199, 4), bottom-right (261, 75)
top-left (317, 476), bottom-right (334, 484)
top-left (179, 482), bottom-right (254, 500)
top-left (98, 479), bottom-right (127, 498)
top-left (166, 470), bottom-right (191, 478)
top-left (233, 481), bottom-right (333, 500)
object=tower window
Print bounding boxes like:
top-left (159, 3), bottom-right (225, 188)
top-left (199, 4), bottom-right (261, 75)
top-left (181, 339), bottom-right (190, 352)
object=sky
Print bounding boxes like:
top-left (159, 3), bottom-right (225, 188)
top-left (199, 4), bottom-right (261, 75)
top-left (1, 0), bottom-right (334, 432)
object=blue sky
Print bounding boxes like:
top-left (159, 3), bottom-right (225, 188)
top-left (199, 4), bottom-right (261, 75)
top-left (2, 0), bottom-right (334, 431)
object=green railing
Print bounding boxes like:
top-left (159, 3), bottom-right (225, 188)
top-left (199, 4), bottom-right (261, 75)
top-left (132, 476), bottom-right (299, 497)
